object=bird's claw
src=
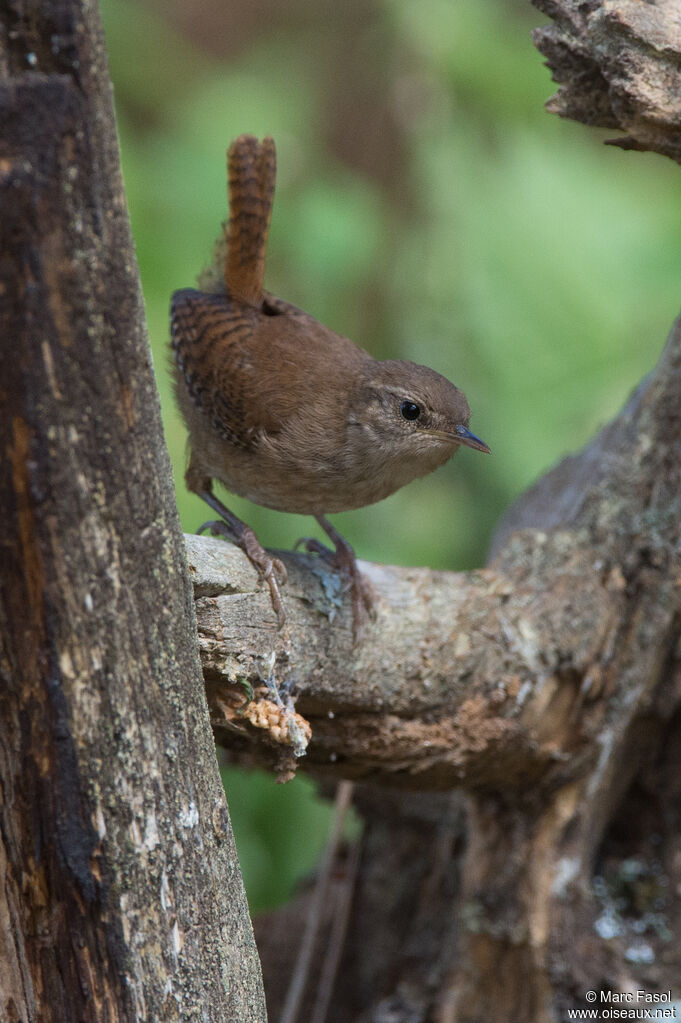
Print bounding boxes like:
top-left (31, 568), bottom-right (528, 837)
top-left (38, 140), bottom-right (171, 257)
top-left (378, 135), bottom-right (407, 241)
top-left (297, 529), bottom-right (374, 640)
top-left (294, 536), bottom-right (333, 559)
top-left (197, 517), bottom-right (287, 627)
top-left (198, 518), bottom-right (231, 537)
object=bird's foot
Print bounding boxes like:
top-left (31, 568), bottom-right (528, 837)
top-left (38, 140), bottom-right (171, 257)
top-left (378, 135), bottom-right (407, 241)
top-left (298, 519), bottom-right (375, 640)
top-left (294, 535), bottom-right (334, 560)
top-left (198, 502), bottom-right (287, 628)
top-left (331, 543), bottom-right (375, 641)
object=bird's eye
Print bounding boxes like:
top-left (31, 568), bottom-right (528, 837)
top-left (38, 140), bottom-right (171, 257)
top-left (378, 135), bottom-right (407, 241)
top-left (400, 400), bottom-right (421, 422)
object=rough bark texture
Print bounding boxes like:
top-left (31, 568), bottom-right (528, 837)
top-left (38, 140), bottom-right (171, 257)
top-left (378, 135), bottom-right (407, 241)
top-left (0, 2), bottom-right (266, 1021)
top-left (532, 0), bottom-right (681, 162)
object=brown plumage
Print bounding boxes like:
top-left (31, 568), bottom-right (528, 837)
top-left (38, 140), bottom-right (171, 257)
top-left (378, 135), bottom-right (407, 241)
top-left (171, 134), bottom-right (489, 633)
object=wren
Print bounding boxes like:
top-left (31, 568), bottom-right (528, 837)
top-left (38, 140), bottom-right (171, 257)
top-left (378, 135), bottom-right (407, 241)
top-left (171, 134), bottom-right (490, 633)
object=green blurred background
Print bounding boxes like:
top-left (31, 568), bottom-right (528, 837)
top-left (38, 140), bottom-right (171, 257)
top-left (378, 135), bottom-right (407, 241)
top-left (99, 0), bottom-right (680, 913)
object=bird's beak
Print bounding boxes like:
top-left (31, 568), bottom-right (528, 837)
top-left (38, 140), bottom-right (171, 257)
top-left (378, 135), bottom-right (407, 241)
top-left (454, 425), bottom-right (491, 454)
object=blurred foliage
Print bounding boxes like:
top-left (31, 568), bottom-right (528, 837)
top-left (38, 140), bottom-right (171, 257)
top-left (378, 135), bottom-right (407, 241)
top-left (99, 0), bottom-right (681, 912)
top-left (215, 766), bottom-right (361, 915)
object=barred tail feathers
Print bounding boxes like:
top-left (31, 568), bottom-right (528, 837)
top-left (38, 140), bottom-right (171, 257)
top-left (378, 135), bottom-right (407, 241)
top-left (224, 134), bottom-right (276, 306)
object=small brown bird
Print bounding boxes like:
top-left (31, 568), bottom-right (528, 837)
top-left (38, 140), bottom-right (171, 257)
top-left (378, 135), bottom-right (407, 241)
top-left (171, 135), bottom-right (489, 632)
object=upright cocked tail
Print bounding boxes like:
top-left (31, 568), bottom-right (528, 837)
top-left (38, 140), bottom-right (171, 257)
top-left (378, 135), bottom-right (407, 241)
top-left (224, 134), bottom-right (276, 307)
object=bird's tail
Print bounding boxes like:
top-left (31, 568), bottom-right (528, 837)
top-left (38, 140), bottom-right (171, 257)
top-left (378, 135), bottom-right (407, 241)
top-left (224, 134), bottom-right (276, 306)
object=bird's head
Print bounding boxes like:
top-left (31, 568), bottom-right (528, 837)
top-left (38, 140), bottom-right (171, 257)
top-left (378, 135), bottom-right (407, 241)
top-left (348, 360), bottom-right (490, 475)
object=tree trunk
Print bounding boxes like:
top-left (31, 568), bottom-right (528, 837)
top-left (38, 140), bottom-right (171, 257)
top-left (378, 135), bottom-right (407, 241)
top-left (0, 2), bottom-right (265, 1021)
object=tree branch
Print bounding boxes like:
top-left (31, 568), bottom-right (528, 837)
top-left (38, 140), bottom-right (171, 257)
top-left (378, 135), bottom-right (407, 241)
top-left (532, 0), bottom-right (681, 162)
top-left (191, 533), bottom-right (617, 787)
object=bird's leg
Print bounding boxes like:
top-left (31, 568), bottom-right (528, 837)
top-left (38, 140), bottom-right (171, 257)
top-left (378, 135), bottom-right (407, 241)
top-left (297, 515), bottom-right (375, 638)
top-left (197, 488), bottom-right (287, 628)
